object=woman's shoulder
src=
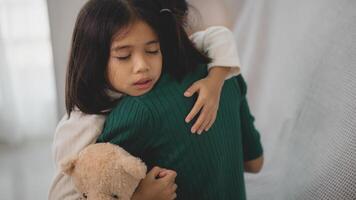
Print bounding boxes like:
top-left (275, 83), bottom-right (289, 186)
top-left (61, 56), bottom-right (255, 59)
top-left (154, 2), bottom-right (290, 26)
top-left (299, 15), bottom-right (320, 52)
top-left (106, 97), bottom-right (154, 125)
top-left (101, 96), bottom-right (156, 142)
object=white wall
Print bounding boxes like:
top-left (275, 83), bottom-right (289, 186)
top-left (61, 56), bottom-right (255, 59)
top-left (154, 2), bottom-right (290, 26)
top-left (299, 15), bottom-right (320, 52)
top-left (234, 0), bottom-right (356, 199)
top-left (46, 0), bottom-right (87, 118)
top-left (0, 0), bottom-right (57, 142)
top-left (187, 0), bottom-right (242, 30)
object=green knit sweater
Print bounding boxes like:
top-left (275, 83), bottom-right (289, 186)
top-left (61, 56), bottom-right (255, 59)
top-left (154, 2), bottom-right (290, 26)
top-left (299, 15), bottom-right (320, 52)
top-left (97, 65), bottom-right (263, 200)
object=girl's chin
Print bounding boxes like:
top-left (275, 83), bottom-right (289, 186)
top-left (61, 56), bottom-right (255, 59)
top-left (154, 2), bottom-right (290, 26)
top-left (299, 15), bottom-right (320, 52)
top-left (130, 90), bottom-right (151, 96)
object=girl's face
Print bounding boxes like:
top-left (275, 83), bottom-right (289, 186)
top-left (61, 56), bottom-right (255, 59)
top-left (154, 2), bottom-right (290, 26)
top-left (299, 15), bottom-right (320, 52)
top-left (107, 20), bottom-right (162, 96)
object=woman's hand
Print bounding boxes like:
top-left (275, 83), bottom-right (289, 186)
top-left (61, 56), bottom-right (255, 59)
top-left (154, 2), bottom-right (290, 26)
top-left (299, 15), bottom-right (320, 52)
top-left (184, 67), bottom-right (232, 134)
top-left (132, 166), bottom-right (177, 200)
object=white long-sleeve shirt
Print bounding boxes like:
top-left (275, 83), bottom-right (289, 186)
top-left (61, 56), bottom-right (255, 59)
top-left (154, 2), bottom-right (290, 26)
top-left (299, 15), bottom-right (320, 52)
top-left (49, 26), bottom-right (241, 200)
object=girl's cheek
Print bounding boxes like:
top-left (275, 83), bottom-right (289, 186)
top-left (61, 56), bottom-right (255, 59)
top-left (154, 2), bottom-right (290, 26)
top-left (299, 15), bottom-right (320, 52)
top-left (152, 54), bottom-right (163, 68)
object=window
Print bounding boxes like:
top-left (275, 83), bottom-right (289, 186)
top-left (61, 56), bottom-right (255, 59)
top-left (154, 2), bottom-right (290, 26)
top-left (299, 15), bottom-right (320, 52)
top-left (0, 0), bottom-right (57, 140)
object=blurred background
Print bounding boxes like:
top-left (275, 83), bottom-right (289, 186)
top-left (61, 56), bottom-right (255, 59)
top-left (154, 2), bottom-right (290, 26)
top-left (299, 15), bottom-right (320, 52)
top-left (0, 0), bottom-right (355, 199)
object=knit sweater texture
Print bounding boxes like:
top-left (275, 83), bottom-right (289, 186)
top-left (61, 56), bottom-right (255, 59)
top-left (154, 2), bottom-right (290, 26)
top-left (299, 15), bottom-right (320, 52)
top-left (97, 65), bottom-right (263, 200)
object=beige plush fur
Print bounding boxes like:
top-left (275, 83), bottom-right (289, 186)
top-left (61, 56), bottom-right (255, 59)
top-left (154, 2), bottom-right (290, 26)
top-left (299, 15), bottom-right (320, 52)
top-left (60, 143), bottom-right (147, 200)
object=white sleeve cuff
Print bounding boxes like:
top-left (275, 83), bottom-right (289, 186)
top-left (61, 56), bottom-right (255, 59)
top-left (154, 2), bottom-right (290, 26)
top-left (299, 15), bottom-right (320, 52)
top-left (192, 26), bottom-right (242, 79)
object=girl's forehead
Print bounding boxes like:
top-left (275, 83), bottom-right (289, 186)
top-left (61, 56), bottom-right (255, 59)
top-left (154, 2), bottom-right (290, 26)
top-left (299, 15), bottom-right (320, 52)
top-left (111, 20), bottom-right (158, 48)
top-left (112, 23), bottom-right (133, 41)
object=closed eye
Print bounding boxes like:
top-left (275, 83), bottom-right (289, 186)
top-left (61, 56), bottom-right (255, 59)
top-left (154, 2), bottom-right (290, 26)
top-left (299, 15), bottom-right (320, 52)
top-left (115, 55), bottom-right (131, 60)
top-left (146, 50), bottom-right (160, 54)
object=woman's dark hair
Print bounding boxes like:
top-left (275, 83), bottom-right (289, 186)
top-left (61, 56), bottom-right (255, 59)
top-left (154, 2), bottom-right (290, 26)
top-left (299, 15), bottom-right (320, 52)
top-left (65, 0), bottom-right (211, 115)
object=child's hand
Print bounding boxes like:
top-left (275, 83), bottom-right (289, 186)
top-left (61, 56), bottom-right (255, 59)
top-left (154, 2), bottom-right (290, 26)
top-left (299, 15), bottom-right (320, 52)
top-left (132, 166), bottom-right (177, 200)
top-left (184, 67), bottom-right (232, 134)
top-left (184, 75), bottom-right (225, 134)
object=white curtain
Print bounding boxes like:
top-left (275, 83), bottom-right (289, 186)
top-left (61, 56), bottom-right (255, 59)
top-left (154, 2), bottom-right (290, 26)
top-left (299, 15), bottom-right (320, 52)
top-left (0, 0), bottom-right (57, 143)
top-left (233, 0), bottom-right (356, 199)
top-left (0, 25), bottom-right (17, 142)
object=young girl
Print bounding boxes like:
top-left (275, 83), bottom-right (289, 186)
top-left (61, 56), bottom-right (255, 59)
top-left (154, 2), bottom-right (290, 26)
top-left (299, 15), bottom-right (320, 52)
top-left (49, 0), bottom-right (243, 199)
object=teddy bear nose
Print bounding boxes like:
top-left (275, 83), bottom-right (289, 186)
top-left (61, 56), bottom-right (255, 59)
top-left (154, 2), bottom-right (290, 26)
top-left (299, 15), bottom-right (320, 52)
top-left (111, 193), bottom-right (119, 199)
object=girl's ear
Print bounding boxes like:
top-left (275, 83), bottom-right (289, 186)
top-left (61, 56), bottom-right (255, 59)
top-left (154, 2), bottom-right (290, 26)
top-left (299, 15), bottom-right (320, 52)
top-left (60, 155), bottom-right (79, 176)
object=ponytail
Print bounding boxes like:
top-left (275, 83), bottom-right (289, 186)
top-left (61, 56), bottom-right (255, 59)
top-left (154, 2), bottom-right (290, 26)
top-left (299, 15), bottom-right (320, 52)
top-left (157, 2), bottom-right (211, 81)
top-left (158, 9), bottom-right (185, 80)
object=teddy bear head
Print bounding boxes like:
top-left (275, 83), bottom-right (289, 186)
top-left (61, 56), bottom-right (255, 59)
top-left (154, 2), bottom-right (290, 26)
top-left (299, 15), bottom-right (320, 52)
top-left (61, 143), bottom-right (147, 200)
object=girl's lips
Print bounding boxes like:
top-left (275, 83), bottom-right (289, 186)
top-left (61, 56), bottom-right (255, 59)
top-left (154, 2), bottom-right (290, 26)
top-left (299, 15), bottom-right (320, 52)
top-left (133, 79), bottom-right (153, 90)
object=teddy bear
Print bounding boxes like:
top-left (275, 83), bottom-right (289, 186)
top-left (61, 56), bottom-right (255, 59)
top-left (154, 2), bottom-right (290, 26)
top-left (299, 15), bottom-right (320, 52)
top-left (60, 142), bottom-right (147, 200)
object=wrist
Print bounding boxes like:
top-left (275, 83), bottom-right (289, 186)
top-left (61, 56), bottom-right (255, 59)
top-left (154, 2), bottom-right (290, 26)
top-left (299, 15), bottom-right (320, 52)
top-left (207, 67), bottom-right (231, 83)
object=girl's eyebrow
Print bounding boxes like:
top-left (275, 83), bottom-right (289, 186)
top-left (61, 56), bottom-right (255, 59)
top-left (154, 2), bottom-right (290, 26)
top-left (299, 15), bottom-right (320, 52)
top-left (146, 40), bottom-right (159, 45)
top-left (111, 45), bottom-right (131, 52)
top-left (112, 40), bottom-right (159, 52)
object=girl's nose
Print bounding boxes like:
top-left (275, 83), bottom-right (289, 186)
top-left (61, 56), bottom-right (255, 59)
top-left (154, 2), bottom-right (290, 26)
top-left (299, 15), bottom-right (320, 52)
top-left (133, 56), bottom-right (150, 73)
top-left (135, 64), bottom-right (149, 73)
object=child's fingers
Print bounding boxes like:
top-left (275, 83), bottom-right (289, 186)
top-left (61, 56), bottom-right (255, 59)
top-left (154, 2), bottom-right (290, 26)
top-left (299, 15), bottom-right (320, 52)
top-left (205, 113), bottom-right (217, 131)
top-left (205, 118), bottom-right (213, 131)
top-left (170, 192), bottom-right (177, 200)
top-left (205, 118), bottom-right (214, 132)
top-left (191, 106), bottom-right (209, 134)
top-left (148, 166), bottom-right (163, 179)
top-left (169, 184), bottom-right (178, 198)
top-left (158, 170), bottom-right (168, 178)
top-left (198, 108), bottom-right (214, 134)
top-left (198, 115), bottom-right (212, 134)
top-left (185, 100), bottom-right (204, 123)
top-left (170, 183), bottom-right (178, 192)
top-left (158, 168), bottom-right (176, 178)
top-left (161, 170), bottom-right (177, 183)
top-left (184, 83), bottom-right (200, 97)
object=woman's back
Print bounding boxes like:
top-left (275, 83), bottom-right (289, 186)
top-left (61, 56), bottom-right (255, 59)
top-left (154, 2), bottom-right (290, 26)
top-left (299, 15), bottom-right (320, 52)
top-left (98, 65), bottom-right (262, 200)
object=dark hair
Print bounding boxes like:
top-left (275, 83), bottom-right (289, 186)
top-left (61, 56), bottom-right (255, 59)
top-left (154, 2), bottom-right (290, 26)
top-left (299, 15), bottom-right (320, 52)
top-left (65, 0), bottom-right (211, 115)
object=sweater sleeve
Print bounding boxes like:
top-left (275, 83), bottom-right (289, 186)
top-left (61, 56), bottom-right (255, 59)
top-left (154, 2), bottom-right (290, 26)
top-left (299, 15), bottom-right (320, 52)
top-left (236, 75), bottom-right (263, 161)
top-left (97, 98), bottom-right (153, 159)
top-left (48, 110), bottom-right (106, 200)
top-left (190, 26), bottom-right (241, 80)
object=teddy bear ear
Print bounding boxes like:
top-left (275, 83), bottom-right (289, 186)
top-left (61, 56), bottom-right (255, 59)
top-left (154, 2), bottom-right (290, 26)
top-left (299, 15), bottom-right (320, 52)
top-left (59, 154), bottom-right (79, 176)
top-left (120, 155), bottom-right (147, 180)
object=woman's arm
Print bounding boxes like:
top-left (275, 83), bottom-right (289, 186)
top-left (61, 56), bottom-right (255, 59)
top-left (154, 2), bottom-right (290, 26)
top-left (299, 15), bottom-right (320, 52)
top-left (236, 75), bottom-right (264, 173)
top-left (244, 156), bottom-right (264, 173)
